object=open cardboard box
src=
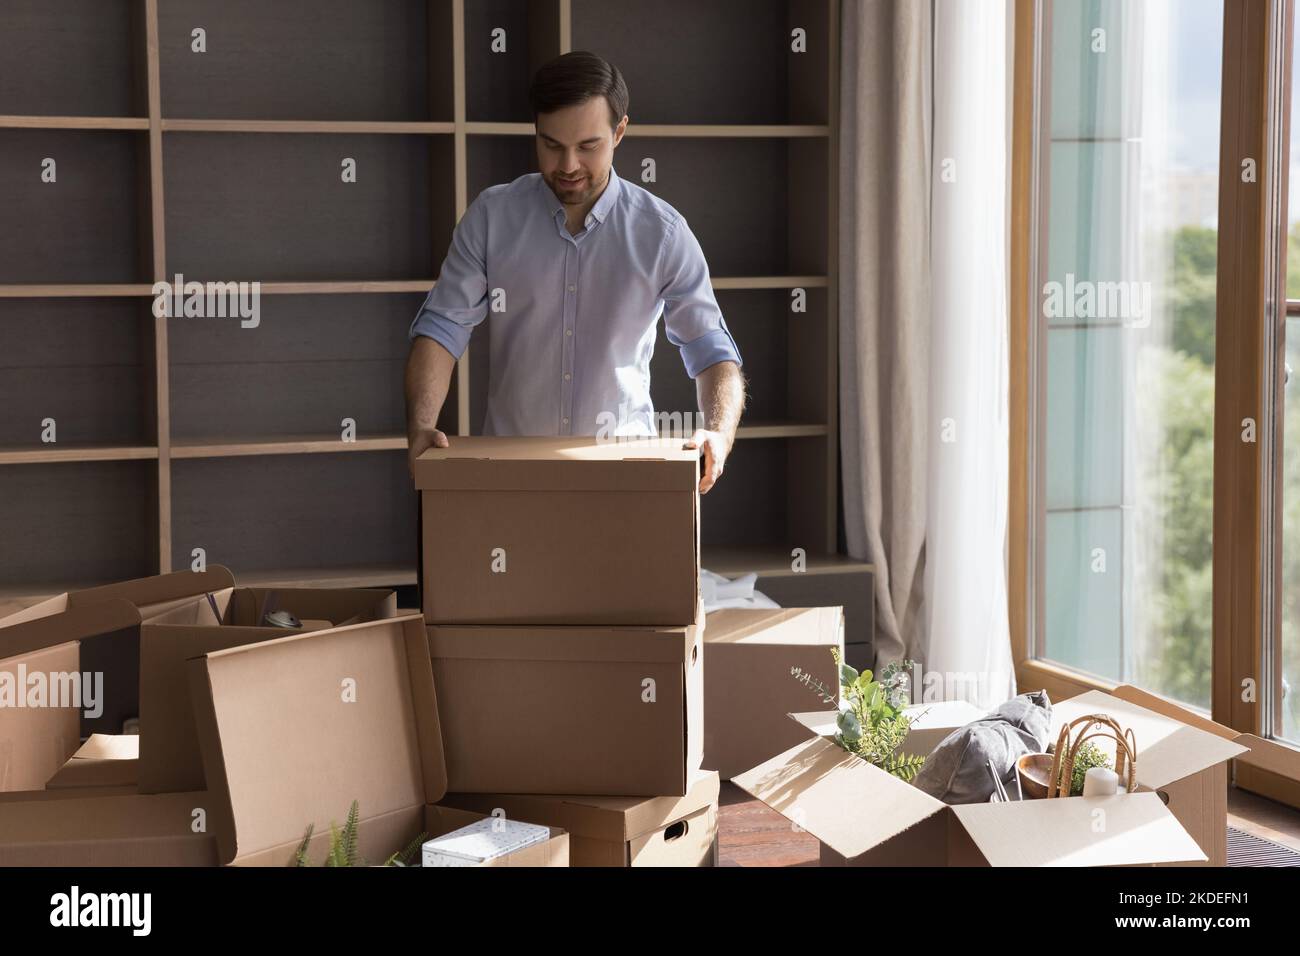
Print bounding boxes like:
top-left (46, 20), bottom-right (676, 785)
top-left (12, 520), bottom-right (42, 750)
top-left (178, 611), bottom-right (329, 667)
top-left (46, 733), bottom-right (138, 790)
top-left (137, 585), bottom-right (397, 794)
top-left (1052, 687), bottom-right (1250, 867)
top-left (186, 613), bottom-right (569, 866)
top-left (0, 785), bottom-right (216, 866)
top-left (0, 566), bottom-right (236, 740)
top-left (415, 436), bottom-right (699, 626)
top-left (440, 768), bottom-right (721, 867)
top-left (428, 608), bottom-right (704, 796)
top-left (733, 688), bottom-right (1243, 866)
top-left (703, 606), bottom-right (844, 780)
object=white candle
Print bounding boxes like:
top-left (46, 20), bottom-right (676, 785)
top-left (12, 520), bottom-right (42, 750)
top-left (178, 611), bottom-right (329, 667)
top-left (1082, 766), bottom-right (1119, 797)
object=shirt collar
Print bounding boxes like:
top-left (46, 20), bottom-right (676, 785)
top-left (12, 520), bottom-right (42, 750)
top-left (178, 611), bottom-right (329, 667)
top-left (539, 166), bottom-right (621, 226)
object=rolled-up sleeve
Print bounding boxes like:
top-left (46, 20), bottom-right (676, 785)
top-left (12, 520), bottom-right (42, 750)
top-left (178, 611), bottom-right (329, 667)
top-left (657, 216), bottom-right (743, 378)
top-left (408, 194), bottom-right (489, 359)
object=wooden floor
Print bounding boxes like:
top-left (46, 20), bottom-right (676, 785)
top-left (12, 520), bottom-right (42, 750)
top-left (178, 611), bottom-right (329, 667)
top-left (717, 781), bottom-right (1300, 866)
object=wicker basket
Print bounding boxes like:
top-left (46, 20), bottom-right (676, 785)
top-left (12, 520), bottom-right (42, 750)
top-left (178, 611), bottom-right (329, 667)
top-left (1047, 714), bottom-right (1137, 798)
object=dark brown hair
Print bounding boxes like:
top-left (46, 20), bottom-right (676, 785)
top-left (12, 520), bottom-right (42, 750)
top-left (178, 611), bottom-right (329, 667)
top-left (529, 51), bottom-right (629, 130)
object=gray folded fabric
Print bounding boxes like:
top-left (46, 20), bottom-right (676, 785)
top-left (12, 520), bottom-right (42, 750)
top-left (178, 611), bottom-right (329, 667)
top-left (912, 691), bottom-right (1053, 805)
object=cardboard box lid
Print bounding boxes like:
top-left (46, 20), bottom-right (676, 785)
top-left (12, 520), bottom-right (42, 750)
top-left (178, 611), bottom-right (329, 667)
top-left (731, 727), bottom-right (948, 860)
top-left (0, 598), bottom-right (142, 662)
top-left (442, 769), bottom-right (721, 843)
top-left (1052, 690), bottom-right (1249, 789)
top-left (415, 436), bottom-right (699, 492)
top-left (950, 793), bottom-right (1208, 866)
top-left (704, 607), bottom-right (844, 646)
top-left (186, 614), bottom-right (445, 864)
top-left (429, 622), bottom-right (696, 664)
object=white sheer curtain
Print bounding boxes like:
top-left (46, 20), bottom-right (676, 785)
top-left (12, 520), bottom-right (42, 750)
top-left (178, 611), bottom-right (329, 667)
top-left (923, 0), bottom-right (1015, 708)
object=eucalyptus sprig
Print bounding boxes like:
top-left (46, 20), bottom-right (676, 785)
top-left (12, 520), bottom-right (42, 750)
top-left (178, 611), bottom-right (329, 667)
top-left (792, 650), bottom-right (925, 782)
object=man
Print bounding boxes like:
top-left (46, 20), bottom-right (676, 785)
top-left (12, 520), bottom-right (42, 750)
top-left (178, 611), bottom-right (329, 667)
top-left (405, 51), bottom-right (745, 494)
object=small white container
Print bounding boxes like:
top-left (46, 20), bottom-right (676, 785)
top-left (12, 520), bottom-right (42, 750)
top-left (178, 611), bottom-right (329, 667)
top-left (421, 817), bottom-right (551, 867)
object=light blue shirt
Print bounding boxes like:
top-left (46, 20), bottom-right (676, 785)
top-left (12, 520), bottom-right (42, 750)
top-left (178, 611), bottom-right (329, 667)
top-left (408, 165), bottom-right (742, 436)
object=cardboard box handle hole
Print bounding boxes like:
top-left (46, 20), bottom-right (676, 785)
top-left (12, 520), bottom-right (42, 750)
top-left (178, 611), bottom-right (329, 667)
top-left (663, 819), bottom-right (689, 843)
top-left (1156, 789), bottom-right (1170, 805)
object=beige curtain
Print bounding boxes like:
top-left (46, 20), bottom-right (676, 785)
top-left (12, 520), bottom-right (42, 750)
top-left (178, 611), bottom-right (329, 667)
top-left (839, 0), bottom-right (932, 668)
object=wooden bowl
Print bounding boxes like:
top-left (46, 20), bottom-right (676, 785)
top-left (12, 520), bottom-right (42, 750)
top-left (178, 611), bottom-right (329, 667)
top-left (1016, 753), bottom-right (1055, 799)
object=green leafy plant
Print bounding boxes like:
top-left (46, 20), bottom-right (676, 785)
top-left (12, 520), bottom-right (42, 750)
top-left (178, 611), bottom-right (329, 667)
top-left (1065, 741), bottom-right (1112, 797)
top-left (292, 800), bottom-right (427, 867)
top-left (792, 650), bottom-right (925, 782)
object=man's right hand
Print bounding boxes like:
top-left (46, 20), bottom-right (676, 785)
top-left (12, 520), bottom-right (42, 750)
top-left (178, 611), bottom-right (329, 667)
top-left (408, 428), bottom-right (451, 479)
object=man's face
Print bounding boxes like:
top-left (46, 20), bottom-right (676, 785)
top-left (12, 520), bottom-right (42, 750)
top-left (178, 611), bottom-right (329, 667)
top-left (536, 96), bottom-right (627, 205)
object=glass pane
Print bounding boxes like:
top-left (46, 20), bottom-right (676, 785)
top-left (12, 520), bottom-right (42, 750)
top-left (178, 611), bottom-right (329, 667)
top-left (1281, 2), bottom-right (1300, 744)
top-left (1039, 0), bottom-right (1221, 709)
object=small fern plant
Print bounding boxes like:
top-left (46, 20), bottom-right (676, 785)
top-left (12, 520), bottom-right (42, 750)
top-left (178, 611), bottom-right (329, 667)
top-left (792, 649), bottom-right (926, 782)
top-left (292, 800), bottom-right (427, 867)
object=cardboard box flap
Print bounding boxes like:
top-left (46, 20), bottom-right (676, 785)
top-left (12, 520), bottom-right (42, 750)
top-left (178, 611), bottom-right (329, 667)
top-left (186, 615), bottom-right (446, 864)
top-left (145, 586), bottom-right (396, 629)
top-left (1109, 684), bottom-right (1243, 741)
top-left (731, 735), bottom-right (947, 859)
top-left (0, 598), bottom-right (141, 660)
top-left (0, 790), bottom-right (208, 843)
top-left (1052, 690), bottom-right (1248, 789)
top-left (951, 793), bottom-right (1207, 866)
top-left (415, 437), bottom-right (699, 492)
top-left (75, 734), bottom-right (139, 761)
top-left (704, 607), bottom-right (844, 646)
top-left (70, 566), bottom-right (236, 618)
top-left (429, 624), bottom-right (695, 665)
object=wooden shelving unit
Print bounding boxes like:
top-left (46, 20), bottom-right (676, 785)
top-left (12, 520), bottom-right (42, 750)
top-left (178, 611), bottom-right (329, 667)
top-left (0, 0), bottom-right (866, 655)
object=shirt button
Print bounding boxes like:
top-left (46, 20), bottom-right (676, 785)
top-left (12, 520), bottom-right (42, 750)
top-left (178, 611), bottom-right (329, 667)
top-left (565, 329), bottom-right (573, 337)
top-left (562, 417), bottom-right (570, 426)
top-left (563, 373), bottom-right (571, 381)
top-left (568, 285), bottom-right (576, 292)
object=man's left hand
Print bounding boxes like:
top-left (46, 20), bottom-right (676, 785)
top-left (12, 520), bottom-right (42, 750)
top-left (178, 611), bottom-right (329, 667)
top-left (684, 429), bottom-right (728, 495)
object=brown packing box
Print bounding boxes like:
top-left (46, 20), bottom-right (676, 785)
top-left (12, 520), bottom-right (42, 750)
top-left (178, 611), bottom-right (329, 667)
top-left (0, 786), bottom-right (216, 865)
top-left (186, 614), bottom-right (569, 866)
top-left (1, 566), bottom-right (237, 737)
top-left (703, 606), bottom-right (844, 779)
top-left (46, 733), bottom-right (139, 790)
top-left (415, 436), bottom-right (699, 626)
top-left (440, 768), bottom-right (721, 867)
top-left (428, 609), bottom-right (705, 796)
top-left (137, 585), bottom-right (397, 794)
top-left (0, 598), bottom-right (143, 792)
top-left (1052, 687), bottom-right (1249, 868)
top-left (732, 689), bottom-right (1241, 866)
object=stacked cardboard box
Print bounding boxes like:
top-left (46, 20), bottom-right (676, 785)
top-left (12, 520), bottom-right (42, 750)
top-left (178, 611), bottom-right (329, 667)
top-left (416, 437), bottom-right (720, 865)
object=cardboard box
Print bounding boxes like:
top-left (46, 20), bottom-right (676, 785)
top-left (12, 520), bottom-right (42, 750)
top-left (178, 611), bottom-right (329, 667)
top-left (428, 611), bottom-right (704, 795)
top-left (0, 597), bottom-right (154, 792)
top-left (1052, 687), bottom-right (1250, 867)
top-left (0, 786), bottom-right (216, 865)
top-left (415, 436), bottom-right (699, 626)
top-left (703, 606), bottom-right (843, 779)
top-left (732, 692), bottom-right (1235, 866)
top-left (1, 566), bottom-right (236, 736)
top-left (440, 769), bottom-right (721, 866)
top-left (46, 733), bottom-right (138, 790)
top-left (137, 585), bottom-right (397, 794)
top-left (186, 614), bottom-right (569, 866)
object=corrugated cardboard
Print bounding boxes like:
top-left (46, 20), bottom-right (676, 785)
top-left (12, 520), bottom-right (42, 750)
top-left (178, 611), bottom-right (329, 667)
top-left (428, 610), bottom-right (705, 795)
top-left (1053, 687), bottom-right (1249, 867)
top-left (415, 436), bottom-right (700, 626)
top-left (0, 599), bottom-right (141, 792)
top-left (703, 606), bottom-right (844, 779)
top-left (186, 614), bottom-right (569, 867)
top-left (440, 768), bottom-right (721, 866)
top-left (733, 703), bottom-right (1217, 866)
top-left (0, 787), bottom-right (216, 865)
top-left (137, 585), bottom-right (397, 794)
top-left (46, 733), bottom-right (139, 790)
top-left (3, 567), bottom-right (236, 736)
